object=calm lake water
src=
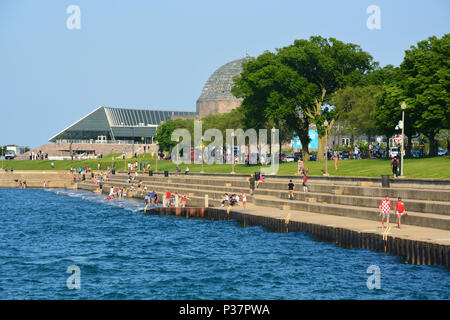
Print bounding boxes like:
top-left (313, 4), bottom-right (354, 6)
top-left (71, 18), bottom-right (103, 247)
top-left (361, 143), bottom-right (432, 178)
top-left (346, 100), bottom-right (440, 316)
top-left (0, 188), bottom-right (448, 300)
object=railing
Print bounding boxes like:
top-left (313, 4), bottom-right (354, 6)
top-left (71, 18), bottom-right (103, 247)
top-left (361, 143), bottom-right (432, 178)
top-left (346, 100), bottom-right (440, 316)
top-left (55, 139), bottom-right (155, 145)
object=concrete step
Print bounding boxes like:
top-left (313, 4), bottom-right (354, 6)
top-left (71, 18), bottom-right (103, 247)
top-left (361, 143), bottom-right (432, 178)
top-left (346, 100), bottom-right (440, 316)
top-left (106, 176), bottom-right (450, 215)
top-left (113, 173), bottom-right (450, 202)
top-left (78, 180), bottom-right (450, 230)
top-left (101, 179), bottom-right (450, 228)
top-left (117, 170), bottom-right (450, 190)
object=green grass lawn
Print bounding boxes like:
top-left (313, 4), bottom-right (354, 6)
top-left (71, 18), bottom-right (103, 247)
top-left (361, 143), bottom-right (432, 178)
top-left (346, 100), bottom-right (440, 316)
top-left (1, 155), bottom-right (449, 179)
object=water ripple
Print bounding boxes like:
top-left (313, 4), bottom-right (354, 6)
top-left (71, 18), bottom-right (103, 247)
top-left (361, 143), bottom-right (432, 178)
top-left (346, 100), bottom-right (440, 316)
top-left (0, 188), bottom-right (448, 300)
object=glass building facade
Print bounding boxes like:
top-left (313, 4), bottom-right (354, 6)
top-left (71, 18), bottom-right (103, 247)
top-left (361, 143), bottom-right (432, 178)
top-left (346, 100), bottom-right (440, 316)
top-left (49, 106), bottom-right (196, 143)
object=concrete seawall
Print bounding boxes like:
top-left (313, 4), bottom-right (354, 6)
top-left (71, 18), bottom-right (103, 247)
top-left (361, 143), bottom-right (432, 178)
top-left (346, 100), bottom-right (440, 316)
top-left (0, 171), bottom-right (74, 189)
top-left (1, 171), bottom-right (449, 267)
top-left (145, 207), bottom-right (450, 267)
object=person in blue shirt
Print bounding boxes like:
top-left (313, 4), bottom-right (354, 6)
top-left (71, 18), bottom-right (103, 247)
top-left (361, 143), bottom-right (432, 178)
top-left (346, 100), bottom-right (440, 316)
top-left (150, 191), bottom-right (156, 205)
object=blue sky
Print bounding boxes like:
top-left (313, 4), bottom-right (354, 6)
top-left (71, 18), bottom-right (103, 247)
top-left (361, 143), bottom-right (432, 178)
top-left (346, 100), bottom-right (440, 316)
top-left (1, 0), bottom-right (449, 148)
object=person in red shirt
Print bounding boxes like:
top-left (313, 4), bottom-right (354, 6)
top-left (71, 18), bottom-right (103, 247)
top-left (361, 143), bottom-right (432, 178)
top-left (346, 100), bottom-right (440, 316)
top-left (395, 197), bottom-right (407, 229)
top-left (378, 195), bottom-right (392, 229)
top-left (302, 175), bottom-right (308, 193)
top-left (165, 190), bottom-right (171, 207)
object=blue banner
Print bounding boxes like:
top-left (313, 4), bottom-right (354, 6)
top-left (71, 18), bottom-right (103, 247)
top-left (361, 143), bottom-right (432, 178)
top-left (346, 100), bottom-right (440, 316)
top-left (292, 130), bottom-right (319, 150)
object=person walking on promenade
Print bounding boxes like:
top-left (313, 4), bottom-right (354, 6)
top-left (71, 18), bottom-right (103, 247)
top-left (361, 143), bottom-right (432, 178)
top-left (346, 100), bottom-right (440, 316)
top-left (288, 180), bottom-right (295, 200)
top-left (241, 191), bottom-right (247, 209)
top-left (395, 197), bottom-right (407, 229)
top-left (391, 156), bottom-right (399, 178)
top-left (247, 174), bottom-right (256, 196)
top-left (334, 151), bottom-right (338, 170)
top-left (302, 174), bottom-right (308, 193)
top-left (256, 173), bottom-right (264, 188)
top-left (379, 195), bottom-right (392, 229)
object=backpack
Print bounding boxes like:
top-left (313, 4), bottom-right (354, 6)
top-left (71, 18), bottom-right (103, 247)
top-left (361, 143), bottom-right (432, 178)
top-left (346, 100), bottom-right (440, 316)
top-left (392, 159), bottom-right (398, 167)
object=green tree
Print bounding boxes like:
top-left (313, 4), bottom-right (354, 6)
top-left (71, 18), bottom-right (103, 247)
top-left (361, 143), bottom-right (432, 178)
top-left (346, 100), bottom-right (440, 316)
top-left (232, 52), bottom-right (311, 157)
top-left (155, 118), bottom-right (194, 152)
top-left (275, 36), bottom-right (375, 160)
top-left (332, 85), bottom-right (382, 145)
top-left (399, 34), bottom-right (450, 156)
top-left (202, 109), bottom-right (244, 138)
top-left (375, 85), bottom-right (417, 156)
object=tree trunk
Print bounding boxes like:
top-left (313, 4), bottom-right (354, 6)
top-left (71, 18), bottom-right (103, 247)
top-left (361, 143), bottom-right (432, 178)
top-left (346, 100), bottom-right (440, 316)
top-left (406, 134), bottom-right (413, 158)
top-left (351, 130), bottom-right (354, 149)
top-left (429, 132), bottom-right (437, 156)
top-left (305, 88), bottom-right (327, 161)
top-left (299, 135), bottom-right (310, 161)
top-left (318, 136), bottom-right (326, 161)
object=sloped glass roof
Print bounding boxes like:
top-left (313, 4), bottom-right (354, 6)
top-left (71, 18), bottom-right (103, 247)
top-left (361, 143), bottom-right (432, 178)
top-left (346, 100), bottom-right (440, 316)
top-left (49, 106), bottom-right (196, 142)
top-left (105, 107), bottom-right (195, 126)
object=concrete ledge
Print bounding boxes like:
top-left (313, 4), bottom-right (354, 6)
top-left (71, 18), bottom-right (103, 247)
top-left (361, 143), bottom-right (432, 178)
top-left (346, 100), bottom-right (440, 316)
top-left (142, 207), bottom-right (450, 267)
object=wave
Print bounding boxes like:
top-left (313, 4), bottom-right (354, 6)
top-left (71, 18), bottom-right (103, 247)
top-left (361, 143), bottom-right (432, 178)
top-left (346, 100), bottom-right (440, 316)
top-left (47, 189), bottom-right (145, 213)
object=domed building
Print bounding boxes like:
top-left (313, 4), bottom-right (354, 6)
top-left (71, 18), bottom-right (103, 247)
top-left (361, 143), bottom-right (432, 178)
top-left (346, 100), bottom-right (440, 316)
top-left (196, 57), bottom-right (249, 117)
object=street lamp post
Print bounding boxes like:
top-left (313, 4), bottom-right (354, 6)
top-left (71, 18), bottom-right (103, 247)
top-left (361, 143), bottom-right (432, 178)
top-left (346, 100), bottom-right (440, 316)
top-left (400, 102), bottom-right (407, 177)
top-left (112, 147), bottom-right (114, 169)
top-left (155, 146), bottom-right (158, 172)
top-left (271, 128), bottom-right (276, 175)
top-left (200, 137), bottom-right (204, 174)
top-left (138, 147), bottom-right (141, 171)
top-left (324, 120), bottom-right (329, 176)
top-left (231, 132), bottom-right (235, 174)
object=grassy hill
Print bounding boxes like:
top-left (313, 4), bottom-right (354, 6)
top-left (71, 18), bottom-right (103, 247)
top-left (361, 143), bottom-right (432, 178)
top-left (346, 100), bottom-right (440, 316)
top-left (1, 155), bottom-right (449, 179)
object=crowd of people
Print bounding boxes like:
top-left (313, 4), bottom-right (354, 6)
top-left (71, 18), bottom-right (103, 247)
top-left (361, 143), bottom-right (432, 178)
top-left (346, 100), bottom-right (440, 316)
top-left (142, 189), bottom-right (191, 212)
top-left (66, 160), bottom-right (410, 230)
top-left (29, 150), bottom-right (48, 160)
top-left (220, 191), bottom-right (247, 209)
top-left (71, 165), bottom-right (99, 182)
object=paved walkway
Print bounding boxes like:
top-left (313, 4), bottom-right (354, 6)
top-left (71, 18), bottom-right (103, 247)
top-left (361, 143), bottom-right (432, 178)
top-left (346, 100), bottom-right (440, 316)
top-left (227, 202), bottom-right (450, 246)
